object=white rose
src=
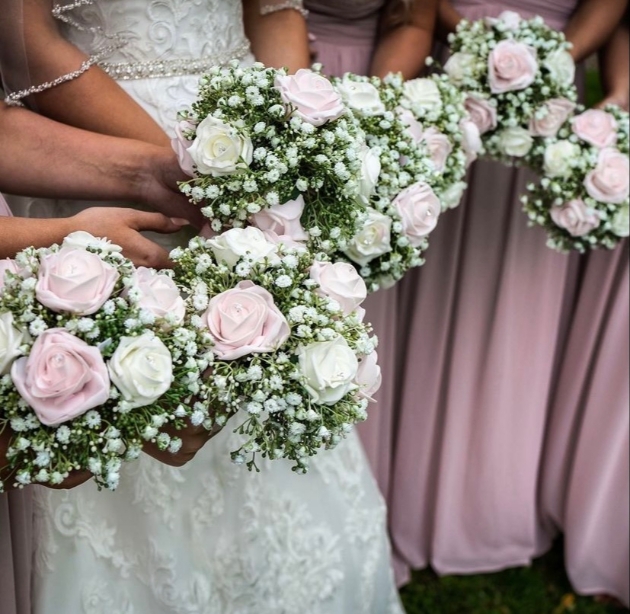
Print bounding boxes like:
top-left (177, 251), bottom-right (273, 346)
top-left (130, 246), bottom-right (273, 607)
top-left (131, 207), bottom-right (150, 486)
top-left (403, 78), bottom-right (443, 115)
top-left (62, 231), bottom-right (122, 254)
top-left (543, 140), bottom-right (580, 178)
top-left (0, 312), bottom-right (29, 375)
top-left (444, 53), bottom-right (477, 86)
top-left (611, 204), bottom-right (630, 238)
top-left (188, 116), bottom-right (253, 177)
top-left (344, 209), bottom-right (392, 266)
top-left (298, 337), bottom-right (359, 405)
top-left (355, 351), bottom-right (382, 402)
top-left (543, 49), bottom-right (576, 87)
top-left (485, 10), bottom-right (521, 29)
top-left (357, 146), bottom-right (382, 204)
top-left (108, 332), bottom-right (173, 409)
top-left (441, 181), bottom-right (468, 209)
top-left (336, 77), bottom-right (386, 116)
top-left (497, 127), bottom-right (533, 158)
top-left (208, 227), bottom-right (278, 269)
top-left (460, 119), bottom-right (482, 166)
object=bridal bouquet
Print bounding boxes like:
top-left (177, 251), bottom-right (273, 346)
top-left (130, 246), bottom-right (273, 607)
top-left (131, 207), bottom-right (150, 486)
top-left (174, 62), bottom-right (366, 252)
top-left (522, 105), bottom-right (630, 251)
top-left (171, 227), bottom-right (380, 472)
top-left (444, 10), bottom-right (578, 164)
top-left (398, 72), bottom-right (473, 209)
top-left (330, 72), bottom-right (442, 292)
top-left (0, 233), bottom-right (212, 492)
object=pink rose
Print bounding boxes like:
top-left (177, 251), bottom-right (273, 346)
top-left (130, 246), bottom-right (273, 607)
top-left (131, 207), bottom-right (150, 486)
top-left (0, 259), bottom-right (18, 293)
top-left (572, 109), bottom-right (618, 149)
top-left (460, 120), bottom-right (482, 166)
top-left (171, 119), bottom-right (197, 177)
top-left (262, 231), bottom-right (308, 252)
top-left (11, 328), bottom-right (110, 426)
top-left (275, 69), bottom-right (345, 127)
top-left (36, 247), bottom-right (119, 316)
top-left (488, 40), bottom-right (538, 94)
top-left (550, 199), bottom-right (600, 236)
top-left (398, 108), bottom-right (423, 143)
top-left (202, 280), bottom-right (290, 360)
top-left (465, 95), bottom-right (497, 135)
top-left (529, 98), bottom-right (575, 137)
top-left (392, 182), bottom-right (441, 246)
top-left (584, 148), bottom-right (630, 204)
top-left (309, 261), bottom-right (367, 315)
top-left (250, 196), bottom-right (309, 242)
top-left (131, 268), bottom-right (186, 326)
top-left (422, 128), bottom-right (453, 173)
top-left (355, 351), bottom-right (382, 402)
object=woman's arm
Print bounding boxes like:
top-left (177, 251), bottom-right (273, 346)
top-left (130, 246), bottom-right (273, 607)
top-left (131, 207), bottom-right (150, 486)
top-left (19, 0), bottom-right (169, 146)
top-left (242, 0), bottom-right (311, 72)
top-left (597, 19), bottom-right (629, 109)
top-left (563, 0), bottom-right (628, 62)
top-left (436, 0), bottom-right (463, 40)
top-left (370, 0), bottom-right (439, 79)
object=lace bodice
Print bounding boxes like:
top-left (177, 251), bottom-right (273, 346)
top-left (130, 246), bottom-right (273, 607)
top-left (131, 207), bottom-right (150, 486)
top-left (56, 0), bottom-right (250, 66)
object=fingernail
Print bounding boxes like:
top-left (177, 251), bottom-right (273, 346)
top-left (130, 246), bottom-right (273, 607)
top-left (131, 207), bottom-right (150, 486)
top-left (170, 217), bottom-right (190, 226)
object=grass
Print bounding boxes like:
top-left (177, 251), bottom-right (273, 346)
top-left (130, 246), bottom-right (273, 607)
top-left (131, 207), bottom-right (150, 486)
top-left (399, 541), bottom-right (629, 614)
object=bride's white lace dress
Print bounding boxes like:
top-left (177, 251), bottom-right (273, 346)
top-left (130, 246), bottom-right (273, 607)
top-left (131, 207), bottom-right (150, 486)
top-left (18, 2), bottom-right (405, 613)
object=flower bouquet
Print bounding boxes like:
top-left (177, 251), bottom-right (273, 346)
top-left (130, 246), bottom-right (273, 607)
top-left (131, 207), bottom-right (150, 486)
top-left (173, 62), bottom-right (367, 253)
top-left (171, 227), bottom-right (381, 472)
top-left (522, 105), bottom-right (630, 251)
top-left (329, 72), bottom-right (442, 292)
top-left (0, 233), bottom-right (212, 492)
top-left (444, 10), bottom-right (578, 164)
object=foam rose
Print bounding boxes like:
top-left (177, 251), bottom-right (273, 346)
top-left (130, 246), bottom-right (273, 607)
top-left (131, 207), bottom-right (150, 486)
top-left (572, 109), bottom-right (618, 149)
top-left (11, 328), bottom-right (110, 426)
top-left (488, 40), bottom-right (538, 94)
top-left (403, 78), bottom-right (443, 115)
top-left (398, 108), bottom-right (423, 143)
top-left (130, 268), bottom-right (186, 326)
top-left (460, 120), bottom-right (482, 166)
top-left (464, 95), bottom-right (497, 135)
top-left (529, 98), bottom-right (576, 137)
top-left (310, 261), bottom-right (367, 316)
top-left (355, 351), bottom-right (382, 402)
top-left (208, 227), bottom-right (278, 269)
top-left (171, 118), bottom-right (197, 177)
top-left (336, 76), bottom-right (386, 116)
top-left (250, 196), bottom-right (309, 242)
top-left (0, 312), bottom-right (28, 376)
top-left (343, 209), bottom-right (392, 266)
top-left (584, 148), bottom-right (630, 204)
top-left (422, 128), bottom-right (453, 173)
top-left (550, 199), bottom-right (600, 237)
top-left (444, 52), bottom-right (477, 86)
top-left (392, 182), bottom-right (441, 246)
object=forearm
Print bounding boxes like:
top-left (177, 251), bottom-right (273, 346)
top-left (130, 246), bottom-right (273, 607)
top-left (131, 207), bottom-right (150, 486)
top-left (243, 0), bottom-right (310, 72)
top-left (437, 0), bottom-right (464, 39)
top-left (0, 103), bottom-right (163, 202)
top-left (564, 0), bottom-right (628, 62)
top-left (371, 26), bottom-right (434, 79)
top-left (21, 0), bottom-right (168, 146)
top-left (0, 216), bottom-right (75, 257)
top-left (599, 23), bottom-right (630, 109)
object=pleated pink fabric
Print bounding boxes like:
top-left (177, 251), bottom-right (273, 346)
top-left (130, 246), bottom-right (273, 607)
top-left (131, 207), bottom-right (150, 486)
top-left (305, 0), bottom-right (397, 496)
top-left (0, 194), bottom-right (34, 614)
top-left (540, 241), bottom-right (629, 606)
top-left (389, 0), bottom-right (580, 585)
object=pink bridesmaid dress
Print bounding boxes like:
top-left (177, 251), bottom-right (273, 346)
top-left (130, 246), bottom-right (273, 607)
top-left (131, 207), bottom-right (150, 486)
top-left (540, 241), bottom-right (629, 606)
top-left (0, 194), bottom-right (33, 614)
top-left (305, 0), bottom-right (398, 497)
top-left (390, 0), bottom-right (580, 583)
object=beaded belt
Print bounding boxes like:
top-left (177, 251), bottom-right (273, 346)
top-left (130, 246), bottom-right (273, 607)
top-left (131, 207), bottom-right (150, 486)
top-left (99, 41), bottom-right (252, 81)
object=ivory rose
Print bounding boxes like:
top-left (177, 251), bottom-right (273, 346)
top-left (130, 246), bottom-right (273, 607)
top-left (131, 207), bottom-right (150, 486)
top-left (131, 268), bottom-right (186, 326)
top-left (460, 120), bottom-right (482, 166)
top-left (0, 312), bottom-right (28, 375)
top-left (336, 76), bottom-right (386, 116)
top-left (444, 52), bottom-right (477, 86)
top-left (543, 140), bottom-right (580, 178)
top-left (11, 328), bottom-right (110, 426)
top-left (36, 247), bottom-right (119, 316)
top-left (344, 209), bottom-right (392, 266)
top-left (485, 10), bottom-right (521, 29)
top-left (403, 78), bottom-right (443, 115)
top-left (529, 98), bottom-right (576, 137)
top-left (62, 232), bottom-right (122, 254)
top-left (543, 48), bottom-right (576, 87)
top-left (611, 204), bottom-right (630, 237)
top-left (310, 261), bottom-right (367, 315)
top-left (497, 127), bottom-right (533, 158)
top-left (357, 146), bottom-right (382, 204)
top-left (392, 182), bottom-right (441, 246)
top-left (298, 337), bottom-right (359, 405)
top-left (250, 196), bottom-right (309, 242)
top-left (202, 281), bottom-right (290, 360)
top-left (171, 118), bottom-right (197, 177)
top-left (0, 259), bottom-right (18, 293)
top-left (441, 181), bottom-right (467, 210)
top-left (572, 109), bottom-right (618, 149)
top-left (275, 69), bottom-right (345, 126)
top-left (208, 227), bottom-right (278, 269)
top-left (108, 332), bottom-right (173, 409)
top-left (488, 40), bottom-right (538, 94)
top-left (422, 128), bottom-right (453, 173)
top-left (355, 351), bottom-right (382, 402)
top-left (464, 95), bottom-right (497, 135)
top-left (188, 115), bottom-right (253, 177)
top-left (550, 199), bottom-right (600, 237)
top-left (398, 108), bottom-right (423, 143)
top-left (584, 148), bottom-right (630, 204)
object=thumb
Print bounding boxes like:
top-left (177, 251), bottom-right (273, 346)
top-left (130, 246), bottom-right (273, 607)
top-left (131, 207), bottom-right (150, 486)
top-left (130, 211), bottom-right (190, 235)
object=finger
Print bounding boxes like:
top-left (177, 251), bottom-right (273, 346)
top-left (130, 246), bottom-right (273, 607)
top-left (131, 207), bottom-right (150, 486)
top-left (120, 235), bottom-right (173, 269)
top-left (130, 211), bottom-right (190, 234)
